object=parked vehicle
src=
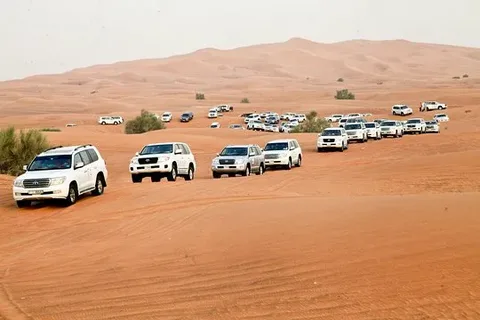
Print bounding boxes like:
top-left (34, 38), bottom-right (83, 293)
top-left (391, 105), bottom-right (413, 116)
top-left (404, 118), bottom-right (427, 134)
top-left (325, 114), bottom-right (344, 122)
top-left (433, 113), bottom-right (449, 122)
top-left (180, 112), bottom-right (194, 122)
top-left (13, 145), bottom-right (108, 207)
top-left (129, 142), bottom-right (196, 183)
top-left (263, 139), bottom-right (302, 170)
top-left (244, 113), bottom-right (261, 124)
top-left (421, 101), bottom-right (447, 112)
top-left (229, 124), bottom-right (245, 130)
top-left (425, 120), bottom-right (440, 133)
top-left (344, 123), bottom-right (368, 143)
top-left (161, 112), bottom-right (172, 122)
top-left (210, 122), bottom-right (220, 128)
top-left (247, 120), bottom-right (265, 131)
top-left (208, 108), bottom-right (218, 118)
top-left (211, 145), bottom-right (265, 178)
top-left (98, 116), bottom-right (124, 125)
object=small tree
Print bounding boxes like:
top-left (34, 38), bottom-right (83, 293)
top-left (195, 92), bottom-right (205, 100)
top-left (335, 89), bottom-right (355, 100)
top-left (452, 76), bottom-right (460, 79)
top-left (125, 110), bottom-right (165, 134)
top-left (240, 98), bottom-right (250, 103)
top-left (462, 74), bottom-right (469, 78)
top-left (0, 127), bottom-right (50, 176)
top-left (337, 78), bottom-right (344, 82)
top-left (290, 111), bottom-right (331, 133)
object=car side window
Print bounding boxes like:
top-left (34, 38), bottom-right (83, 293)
top-left (249, 147), bottom-right (255, 156)
top-left (179, 144), bottom-right (189, 154)
top-left (73, 153), bottom-right (82, 167)
top-left (294, 140), bottom-right (299, 148)
top-left (174, 144), bottom-right (183, 154)
top-left (255, 146), bottom-right (262, 155)
top-left (79, 151), bottom-right (92, 165)
top-left (86, 149), bottom-right (99, 162)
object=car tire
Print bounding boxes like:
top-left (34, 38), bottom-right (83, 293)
top-left (92, 174), bottom-right (105, 195)
top-left (184, 165), bottom-right (194, 181)
top-left (256, 164), bottom-right (264, 175)
top-left (213, 172), bottom-right (222, 179)
top-left (64, 183), bottom-right (78, 206)
top-left (167, 163), bottom-right (177, 181)
top-left (286, 158), bottom-right (292, 170)
top-left (242, 165), bottom-right (251, 176)
top-left (131, 174), bottom-right (142, 183)
top-left (151, 174), bottom-right (161, 182)
top-left (101, 121), bottom-right (106, 125)
top-left (16, 200), bottom-right (31, 208)
top-left (295, 155), bottom-right (302, 167)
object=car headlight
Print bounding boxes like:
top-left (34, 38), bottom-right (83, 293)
top-left (235, 158), bottom-right (245, 164)
top-left (130, 158), bottom-right (138, 164)
top-left (212, 158), bottom-right (220, 165)
top-left (158, 156), bottom-right (170, 162)
top-left (13, 179), bottom-right (23, 187)
top-left (50, 176), bottom-right (66, 185)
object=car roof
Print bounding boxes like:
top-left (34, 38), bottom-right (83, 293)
top-left (40, 145), bottom-right (94, 156)
top-left (266, 139), bottom-right (296, 143)
top-left (144, 142), bottom-right (184, 146)
top-left (224, 144), bottom-right (255, 148)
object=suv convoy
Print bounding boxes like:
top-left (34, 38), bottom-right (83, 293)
top-left (211, 144), bottom-right (265, 178)
top-left (421, 101), bottom-right (447, 111)
top-left (344, 123), bottom-right (368, 143)
top-left (380, 120), bottom-right (404, 138)
top-left (391, 105), bottom-right (413, 116)
top-left (404, 118), bottom-right (426, 134)
top-left (129, 142), bottom-right (196, 183)
top-left (364, 122), bottom-right (382, 140)
top-left (317, 127), bottom-right (349, 152)
top-left (13, 145), bottom-right (108, 207)
top-left (263, 139), bottom-right (302, 170)
top-left (98, 116), bottom-right (124, 125)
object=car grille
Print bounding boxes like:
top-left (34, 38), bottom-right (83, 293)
top-left (138, 157), bottom-right (158, 165)
top-left (219, 159), bottom-right (235, 165)
top-left (347, 132), bottom-right (355, 135)
top-left (323, 138), bottom-right (335, 143)
top-left (23, 178), bottom-right (51, 189)
top-left (265, 154), bottom-right (279, 159)
top-left (407, 125), bottom-right (416, 128)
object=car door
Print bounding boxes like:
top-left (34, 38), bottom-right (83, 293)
top-left (341, 128), bottom-right (348, 144)
top-left (249, 146), bottom-right (258, 171)
top-left (254, 146), bottom-right (263, 168)
top-left (174, 144), bottom-right (186, 174)
top-left (79, 150), bottom-right (94, 190)
top-left (73, 152), bottom-right (89, 193)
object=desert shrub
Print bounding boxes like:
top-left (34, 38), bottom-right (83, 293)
top-left (195, 92), bottom-right (205, 100)
top-left (452, 76), bottom-right (460, 79)
top-left (335, 89), bottom-right (355, 100)
top-left (40, 128), bottom-right (61, 132)
top-left (337, 78), bottom-right (344, 82)
top-left (463, 74), bottom-right (469, 78)
top-left (125, 109), bottom-right (165, 134)
top-left (241, 98), bottom-right (250, 103)
top-left (290, 111), bottom-right (331, 133)
top-left (0, 127), bottom-right (50, 176)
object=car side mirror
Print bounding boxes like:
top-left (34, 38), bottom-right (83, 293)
top-left (135, 152), bottom-right (139, 156)
top-left (74, 161), bottom-right (84, 169)
top-left (22, 165), bottom-right (28, 171)
top-left (249, 152), bottom-right (256, 157)
top-left (216, 153), bottom-right (219, 156)
top-left (260, 148), bottom-right (264, 152)
top-left (290, 146), bottom-right (295, 150)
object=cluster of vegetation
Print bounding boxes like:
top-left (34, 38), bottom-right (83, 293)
top-left (290, 111), bottom-right (331, 133)
top-left (0, 127), bottom-right (50, 176)
top-left (463, 74), bottom-right (469, 78)
top-left (195, 92), bottom-right (205, 100)
top-left (452, 76), bottom-right (461, 80)
top-left (453, 74), bottom-right (469, 79)
top-left (335, 89), bottom-right (355, 100)
top-left (240, 98), bottom-right (250, 103)
top-left (337, 78), bottom-right (344, 82)
top-left (125, 110), bottom-right (165, 134)
top-left (40, 128), bottom-right (61, 132)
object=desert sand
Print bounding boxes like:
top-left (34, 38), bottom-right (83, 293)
top-left (0, 38), bottom-right (480, 319)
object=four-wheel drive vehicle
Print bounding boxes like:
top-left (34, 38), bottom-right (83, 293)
top-left (247, 120), bottom-right (265, 131)
top-left (263, 139), bottom-right (302, 170)
top-left (161, 112), bottom-right (172, 122)
top-left (364, 122), bottom-right (382, 140)
top-left (208, 108), bottom-right (218, 118)
top-left (421, 101), bottom-right (447, 111)
top-left (244, 113), bottom-right (261, 123)
top-left (211, 145), bottom-right (265, 178)
top-left (404, 118), bottom-right (426, 134)
top-left (380, 120), bottom-right (404, 138)
top-left (391, 105), bottom-right (413, 116)
top-left (317, 127), bottom-right (349, 152)
top-left (13, 145), bottom-right (108, 208)
top-left (325, 114), bottom-right (344, 122)
top-left (98, 116), bottom-right (124, 125)
top-left (180, 112), bottom-right (194, 122)
top-left (425, 120), bottom-right (440, 133)
top-left (344, 123), bottom-right (368, 143)
top-left (433, 113), bottom-right (449, 122)
top-left (129, 142), bottom-right (196, 183)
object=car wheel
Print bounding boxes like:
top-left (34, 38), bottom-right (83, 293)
top-left (295, 155), bottom-right (302, 167)
top-left (256, 164), bottom-right (264, 175)
top-left (151, 174), bottom-right (161, 182)
top-left (92, 174), bottom-right (105, 195)
top-left (113, 121), bottom-right (118, 125)
top-left (167, 163), bottom-right (177, 181)
top-left (213, 172), bottom-right (222, 179)
top-left (131, 174), bottom-right (142, 183)
top-left (101, 121), bottom-right (106, 125)
top-left (184, 165), bottom-right (194, 181)
top-left (242, 165), bottom-right (251, 176)
top-left (16, 200), bottom-right (31, 208)
top-left (286, 158), bottom-right (292, 170)
top-left (64, 183), bottom-right (78, 206)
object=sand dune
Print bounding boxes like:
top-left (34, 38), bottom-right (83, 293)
top-left (0, 38), bottom-right (480, 319)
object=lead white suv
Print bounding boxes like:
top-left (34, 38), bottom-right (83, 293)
top-left (317, 127), bottom-right (349, 152)
top-left (13, 145), bottom-right (108, 208)
top-left (392, 105), bottom-right (413, 116)
top-left (404, 118), bottom-right (426, 134)
top-left (263, 139), bottom-right (302, 170)
top-left (98, 116), bottom-right (124, 125)
top-left (421, 101), bottom-right (447, 111)
top-left (129, 142), bottom-right (196, 183)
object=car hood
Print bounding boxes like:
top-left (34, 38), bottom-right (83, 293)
top-left (213, 155), bottom-right (247, 161)
top-left (18, 170), bottom-right (69, 180)
top-left (263, 150), bottom-right (288, 154)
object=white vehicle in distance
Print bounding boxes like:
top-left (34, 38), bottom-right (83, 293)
top-left (425, 120), bottom-right (440, 133)
top-left (208, 108), bottom-right (218, 118)
top-left (421, 101), bottom-right (447, 111)
top-left (280, 123), bottom-right (296, 133)
top-left (293, 114), bottom-right (306, 122)
top-left (317, 127), bottom-right (348, 152)
top-left (247, 120), bottom-right (265, 131)
top-left (404, 118), bottom-right (426, 134)
top-left (210, 122), bottom-right (220, 128)
top-left (338, 118), bottom-right (349, 128)
top-left (161, 112), bottom-right (172, 122)
top-left (325, 114), bottom-right (344, 122)
top-left (433, 113), bottom-right (449, 122)
top-left (229, 124), bottom-right (245, 130)
top-left (344, 123), bottom-right (368, 143)
top-left (346, 113), bottom-right (362, 118)
top-left (364, 122), bottom-right (382, 140)
top-left (13, 145), bottom-right (108, 207)
top-left (263, 139), bottom-right (302, 170)
top-left (392, 105), bottom-right (413, 116)
top-left (129, 142), bottom-right (196, 183)
top-left (98, 116), bottom-right (124, 125)
top-left (280, 112), bottom-right (296, 121)
top-left (380, 120), bottom-right (404, 138)
top-left (244, 113), bottom-right (261, 124)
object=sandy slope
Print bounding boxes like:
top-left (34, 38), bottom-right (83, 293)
top-left (0, 39), bottom-right (480, 319)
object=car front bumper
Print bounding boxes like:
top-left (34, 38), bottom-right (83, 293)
top-left (381, 129), bottom-right (397, 135)
top-left (130, 162), bottom-right (172, 175)
top-left (13, 185), bottom-right (69, 201)
top-left (265, 157), bottom-right (289, 166)
top-left (317, 140), bottom-right (343, 148)
top-left (211, 163), bottom-right (247, 173)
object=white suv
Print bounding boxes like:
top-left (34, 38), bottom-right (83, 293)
top-left (421, 101), bottom-right (447, 111)
top-left (380, 120), bottom-right (404, 138)
top-left (317, 127), bottom-right (349, 152)
top-left (13, 145), bottom-right (108, 208)
top-left (129, 142), bottom-right (196, 183)
top-left (263, 139), bottom-right (302, 170)
top-left (344, 122), bottom-right (368, 143)
top-left (247, 120), bottom-right (265, 131)
top-left (364, 122), bottom-right (382, 140)
top-left (404, 118), bottom-right (426, 134)
top-left (391, 105), bottom-right (413, 116)
top-left (98, 116), bottom-right (124, 125)
top-left (161, 112), bottom-right (172, 122)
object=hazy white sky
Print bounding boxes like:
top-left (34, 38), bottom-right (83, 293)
top-left (1, 0), bottom-right (479, 81)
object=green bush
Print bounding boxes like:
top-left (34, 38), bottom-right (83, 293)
top-left (452, 76), bottom-right (460, 80)
top-left (195, 92), bottom-right (205, 100)
top-left (335, 89), bottom-right (355, 100)
top-left (462, 74), bottom-right (469, 78)
top-left (40, 128), bottom-right (61, 132)
top-left (337, 78), bottom-right (344, 82)
top-left (290, 111), bottom-right (331, 133)
top-left (0, 127), bottom-right (50, 176)
top-left (240, 98), bottom-right (250, 103)
top-left (125, 109), bottom-right (165, 134)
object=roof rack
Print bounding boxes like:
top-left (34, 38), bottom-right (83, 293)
top-left (74, 144), bottom-right (92, 151)
top-left (44, 145), bottom-right (64, 152)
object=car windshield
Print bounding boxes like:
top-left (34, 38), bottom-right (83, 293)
top-left (162, 113), bottom-right (170, 116)
top-left (426, 121), bottom-right (436, 125)
top-left (407, 119), bottom-right (421, 123)
top-left (219, 147), bottom-right (248, 156)
top-left (436, 114), bottom-right (446, 117)
top-left (140, 144), bottom-right (173, 155)
top-left (345, 124), bottom-right (362, 130)
top-left (382, 121), bottom-right (396, 127)
top-left (264, 142), bottom-right (288, 151)
top-left (181, 113), bottom-right (190, 117)
top-left (365, 123), bottom-right (376, 128)
top-left (28, 155), bottom-right (72, 171)
top-left (322, 130), bottom-right (341, 136)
